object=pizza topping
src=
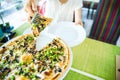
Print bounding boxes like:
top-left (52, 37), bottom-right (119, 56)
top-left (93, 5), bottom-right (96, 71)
top-left (0, 34), bottom-right (70, 80)
top-left (10, 75), bottom-right (15, 80)
top-left (54, 66), bottom-right (62, 74)
top-left (0, 67), bottom-right (11, 79)
top-left (21, 53), bottom-right (33, 64)
top-left (1, 46), bottom-right (6, 53)
top-left (34, 40), bottom-right (64, 71)
top-left (17, 76), bottom-right (29, 80)
top-left (36, 73), bottom-right (44, 79)
top-left (26, 35), bottom-right (34, 43)
top-left (44, 70), bottom-right (52, 76)
top-left (31, 12), bottom-right (52, 37)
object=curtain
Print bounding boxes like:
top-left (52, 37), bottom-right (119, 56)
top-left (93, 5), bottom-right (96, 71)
top-left (89, 0), bottom-right (120, 45)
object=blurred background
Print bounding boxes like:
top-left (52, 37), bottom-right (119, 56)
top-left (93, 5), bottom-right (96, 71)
top-left (0, 0), bottom-right (120, 46)
top-left (0, 0), bottom-right (25, 29)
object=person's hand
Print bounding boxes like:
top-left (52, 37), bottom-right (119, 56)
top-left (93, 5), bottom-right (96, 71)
top-left (75, 20), bottom-right (83, 26)
top-left (24, 0), bottom-right (38, 21)
top-left (75, 8), bottom-right (83, 26)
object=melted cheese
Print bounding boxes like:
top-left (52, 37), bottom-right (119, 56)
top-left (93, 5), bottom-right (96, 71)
top-left (21, 53), bottom-right (33, 63)
top-left (17, 76), bottom-right (29, 80)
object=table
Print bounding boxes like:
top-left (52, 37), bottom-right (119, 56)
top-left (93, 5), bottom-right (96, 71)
top-left (13, 23), bottom-right (120, 80)
top-left (65, 39), bottom-right (120, 80)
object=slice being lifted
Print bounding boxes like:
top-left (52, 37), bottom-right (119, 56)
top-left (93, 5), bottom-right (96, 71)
top-left (31, 12), bottom-right (52, 37)
top-left (0, 34), bottom-right (71, 80)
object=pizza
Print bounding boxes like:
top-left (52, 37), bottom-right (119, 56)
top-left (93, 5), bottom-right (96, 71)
top-left (31, 13), bottom-right (52, 37)
top-left (0, 34), bottom-right (71, 80)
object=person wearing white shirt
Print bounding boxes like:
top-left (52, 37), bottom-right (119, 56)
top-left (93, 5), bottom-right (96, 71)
top-left (24, 0), bottom-right (83, 26)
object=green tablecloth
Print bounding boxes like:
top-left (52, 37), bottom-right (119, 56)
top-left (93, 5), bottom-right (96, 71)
top-left (13, 23), bottom-right (120, 80)
top-left (66, 38), bottom-right (120, 80)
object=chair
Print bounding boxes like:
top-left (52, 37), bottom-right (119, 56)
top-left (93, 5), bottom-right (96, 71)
top-left (89, 0), bottom-right (120, 45)
top-left (83, 0), bottom-right (99, 19)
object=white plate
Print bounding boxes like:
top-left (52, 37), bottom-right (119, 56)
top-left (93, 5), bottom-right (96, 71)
top-left (45, 22), bottom-right (86, 47)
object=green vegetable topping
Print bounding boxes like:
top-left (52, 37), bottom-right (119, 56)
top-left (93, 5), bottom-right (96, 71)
top-left (10, 75), bottom-right (15, 80)
top-left (26, 36), bottom-right (34, 43)
top-left (30, 74), bottom-right (36, 79)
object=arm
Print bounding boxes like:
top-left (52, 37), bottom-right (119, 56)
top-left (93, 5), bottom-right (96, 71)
top-left (75, 8), bottom-right (83, 26)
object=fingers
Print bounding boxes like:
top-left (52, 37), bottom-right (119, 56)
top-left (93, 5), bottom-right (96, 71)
top-left (75, 20), bottom-right (83, 26)
top-left (26, 5), bottom-right (34, 17)
top-left (32, 0), bottom-right (37, 12)
top-left (24, 0), bottom-right (37, 20)
top-left (28, 16), bottom-right (32, 23)
top-left (79, 22), bottom-right (83, 26)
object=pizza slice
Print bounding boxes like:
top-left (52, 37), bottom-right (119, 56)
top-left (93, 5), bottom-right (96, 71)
top-left (31, 12), bottom-right (52, 37)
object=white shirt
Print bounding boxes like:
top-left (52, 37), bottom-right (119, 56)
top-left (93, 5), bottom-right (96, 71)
top-left (44, 0), bottom-right (83, 23)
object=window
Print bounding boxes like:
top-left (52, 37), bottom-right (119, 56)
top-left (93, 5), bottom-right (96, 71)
top-left (0, 0), bottom-right (26, 29)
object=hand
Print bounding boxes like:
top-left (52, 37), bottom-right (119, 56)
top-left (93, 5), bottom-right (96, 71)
top-left (24, 0), bottom-right (38, 21)
top-left (75, 20), bottom-right (83, 26)
top-left (75, 8), bottom-right (83, 26)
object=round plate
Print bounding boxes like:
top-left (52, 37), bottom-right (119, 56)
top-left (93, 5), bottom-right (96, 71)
top-left (45, 22), bottom-right (86, 47)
